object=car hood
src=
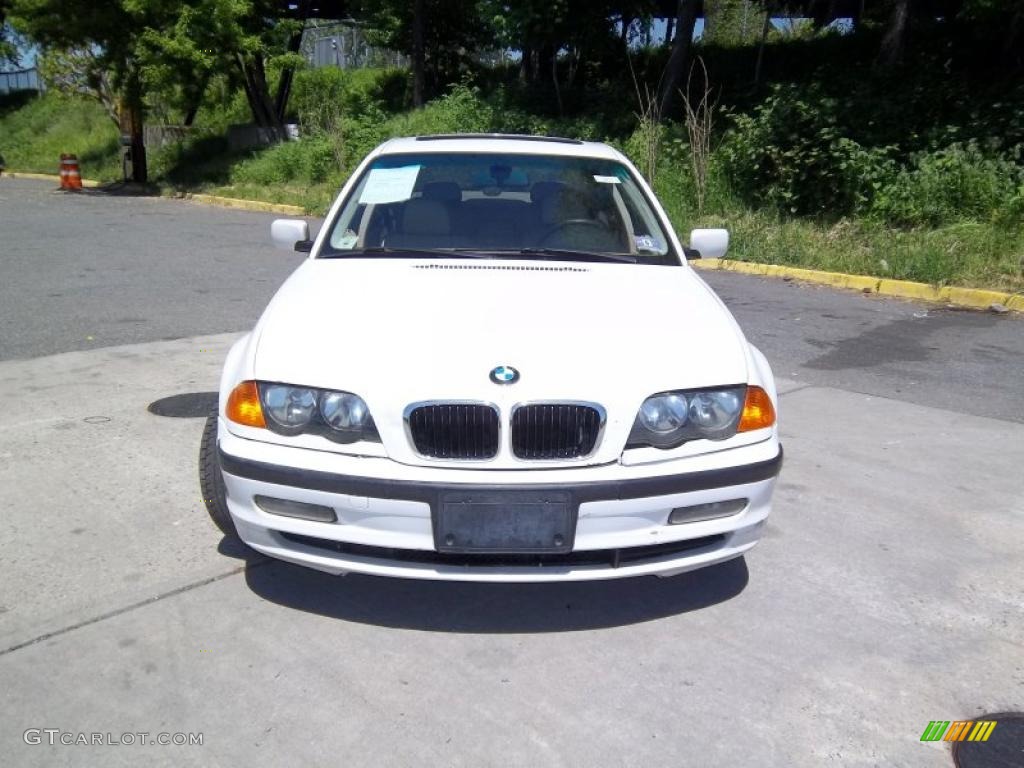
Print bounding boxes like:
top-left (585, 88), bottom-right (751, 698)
top-left (252, 258), bottom-right (750, 465)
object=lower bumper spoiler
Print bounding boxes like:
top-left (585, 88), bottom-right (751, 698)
top-left (218, 445), bottom-right (783, 505)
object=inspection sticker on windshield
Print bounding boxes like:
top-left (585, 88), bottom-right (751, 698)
top-left (359, 165), bottom-right (421, 204)
top-left (593, 175), bottom-right (621, 184)
top-left (635, 235), bottom-right (660, 251)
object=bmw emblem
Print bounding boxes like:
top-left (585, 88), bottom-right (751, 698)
top-left (489, 365), bottom-right (520, 385)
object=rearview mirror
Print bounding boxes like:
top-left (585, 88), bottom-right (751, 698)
top-left (689, 228), bottom-right (729, 259)
top-left (271, 219), bottom-right (312, 253)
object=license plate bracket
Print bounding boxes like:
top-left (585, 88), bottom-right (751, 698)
top-left (435, 490), bottom-right (576, 554)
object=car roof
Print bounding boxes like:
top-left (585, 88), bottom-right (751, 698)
top-left (376, 134), bottom-right (625, 161)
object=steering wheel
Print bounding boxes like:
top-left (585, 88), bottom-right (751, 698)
top-left (539, 219), bottom-right (608, 248)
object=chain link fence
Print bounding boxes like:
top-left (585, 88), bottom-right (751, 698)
top-left (301, 22), bottom-right (407, 70)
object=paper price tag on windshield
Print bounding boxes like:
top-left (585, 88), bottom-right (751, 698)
top-left (359, 165), bottom-right (421, 204)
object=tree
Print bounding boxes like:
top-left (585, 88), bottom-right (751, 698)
top-left (1, 1), bottom-right (19, 64)
top-left (877, 0), bottom-right (914, 66)
top-left (13, 0), bottom-right (310, 184)
top-left (36, 46), bottom-right (120, 121)
top-left (961, 0), bottom-right (1024, 70)
top-left (137, 0), bottom-right (304, 135)
top-left (360, 0), bottom-right (492, 104)
top-left (412, 0), bottom-right (424, 106)
top-left (10, 0), bottom-right (168, 182)
top-left (488, 0), bottom-right (642, 111)
top-left (703, 0), bottom-right (766, 46)
top-left (657, 0), bottom-right (698, 116)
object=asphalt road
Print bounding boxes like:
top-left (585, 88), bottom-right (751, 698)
top-left (0, 180), bottom-right (309, 361)
top-left (2, 179), bottom-right (1021, 422)
top-left (0, 177), bottom-right (1021, 767)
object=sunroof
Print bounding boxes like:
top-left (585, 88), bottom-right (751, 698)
top-left (414, 133), bottom-right (584, 145)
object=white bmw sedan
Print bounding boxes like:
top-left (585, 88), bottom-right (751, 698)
top-left (200, 134), bottom-right (782, 582)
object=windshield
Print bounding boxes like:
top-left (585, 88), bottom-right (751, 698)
top-left (321, 151), bottom-right (678, 264)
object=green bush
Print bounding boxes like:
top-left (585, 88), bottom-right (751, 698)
top-left (993, 190), bottom-right (1024, 230)
top-left (316, 84), bottom-right (500, 174)
top-left (385, 84), bottom-right (495, 136)
top-left (229, 136), bottom-right (340, 186)
top-left (718, 84), bottom-right (896, 217)
top-left (291, 67), bottom-right (408, 127)
top-left (872, 143), bottom-right (1024, 226)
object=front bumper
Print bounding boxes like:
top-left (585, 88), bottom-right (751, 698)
top-left (218, 425), bottom-right (782, 582)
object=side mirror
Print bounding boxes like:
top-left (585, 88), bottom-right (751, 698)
top-left (688, 228), bottom-right (730, 259)
top-left (271, 218), bottom-right (312, 253)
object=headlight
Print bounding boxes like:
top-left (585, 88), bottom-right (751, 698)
top-left (262, 384), bottom-right (317, 432)
top-left (688, 389), bottom-right (743, 436)
top-left (629, 386), bottom-right (747, 449)
top-left (320, 391), bottom-right (370, 430)
top-left (639, 393), bottom-right (688, 433)
top-left (257, 382), bottom-right (379, 443)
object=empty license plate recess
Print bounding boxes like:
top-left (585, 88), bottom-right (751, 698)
top-left (435, 490), bottom-right (576, 554)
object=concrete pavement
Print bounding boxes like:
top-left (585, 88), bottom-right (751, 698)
top-left (0, 337), bottom-right (1021, 766)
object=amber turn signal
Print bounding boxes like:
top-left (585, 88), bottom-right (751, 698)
top-left (226, 380), bottom-right (266, 428)
top-left (737, 386), bottom-right (775, 432)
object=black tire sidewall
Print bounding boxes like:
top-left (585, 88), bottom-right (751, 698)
top-left (199, 409), bottom-right (238, 538)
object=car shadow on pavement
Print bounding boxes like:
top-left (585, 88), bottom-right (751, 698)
top-left (147, 391), bottom-right (218, 417)
top-left (242, 556), bottom-right (749, 633)
top-left (217, 535), bottom-right (269, 564)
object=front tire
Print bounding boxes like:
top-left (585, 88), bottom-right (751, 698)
top-left (199, 409), bottom-right (237, 537)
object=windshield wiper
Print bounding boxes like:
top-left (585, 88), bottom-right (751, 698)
top-left (321, 247), bottom-right (638, 263)
top-left (514, 248), bottom-right (638, 264)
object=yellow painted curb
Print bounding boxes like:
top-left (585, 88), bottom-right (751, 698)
top-left (2, 171), bottom-right (101, 188)
top-left (183, 193), bottom-right (305, 216)
top-left (1, 172), bottom-right (305, 215)
top-left (694, 258), bottom-right (1022, 312)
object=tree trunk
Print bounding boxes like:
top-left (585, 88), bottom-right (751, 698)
top-left (412, 0), bottom-right (425, 107)
top-left (566, 46), bottom-right (579, 88)
top-left (119, 98), bottom-right (147, 184)
top-left (877, 0), bottom-right (913, 67)
top-left (754, 3), bottom-right (772, 89)
top-left (658, 0), bottom-right (698, 117)
top-left (129, 102), bottom-right (146, 183)
top-left (274, 27), bottom-right (304, 125)
top-left (665, 16), bottom-right (675, 46)
top-left (119, 67), bottom-right (147, 183)
top-left (183, 73), bottom-right (208, 128)
top-left (1003, 7), bottom-right (1024, 70)
top-left (537, 43), bottom-right (554, 86)
top-left (620, 16), bottom-right (632, 46)
top-left (237, 54), bottom-right (281, 137)
top-left (551, 47), bottom-right (563, 116)
top-left (519, 45), bottom-right (532, 82)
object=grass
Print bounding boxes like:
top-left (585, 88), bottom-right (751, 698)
top-left (2, 89), bottom-right (1021, 294)
top-left (720, 214), bottom-right (1024, 292)
top-left (0, 91), bottom-right (121, 179)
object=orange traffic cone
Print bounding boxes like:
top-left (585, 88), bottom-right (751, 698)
top-left (59, 154), bottom-right (83, 191)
